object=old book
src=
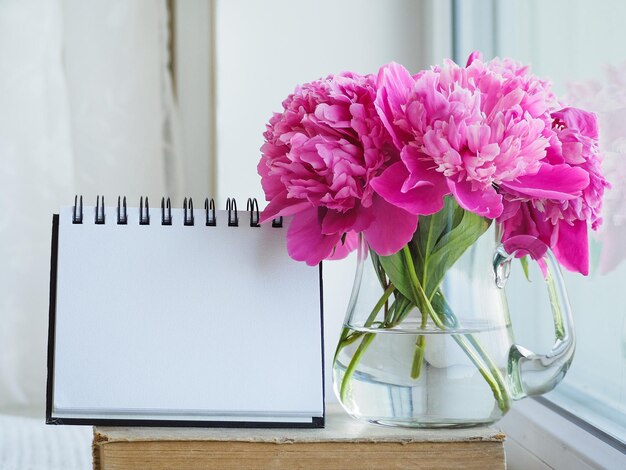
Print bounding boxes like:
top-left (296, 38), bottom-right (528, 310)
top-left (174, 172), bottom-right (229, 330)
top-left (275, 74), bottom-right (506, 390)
top-left (93, 406), bottom-right (506, 470)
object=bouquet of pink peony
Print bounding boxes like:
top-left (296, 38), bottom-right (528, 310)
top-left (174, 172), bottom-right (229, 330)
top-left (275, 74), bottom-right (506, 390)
top-left (258, 52), bottom-right (609, 422)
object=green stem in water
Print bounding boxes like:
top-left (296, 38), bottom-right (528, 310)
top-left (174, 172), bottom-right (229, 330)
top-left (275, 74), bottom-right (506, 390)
top-left (339, 333), bottom-right (375, 401)
top-left (546, 270), bottom-right (566, 340)
top-left (336, 246), bottom-right (512, 414)
top-left (334, 283), bottom-right (394, 363)
top-left (453, 334), bottom-right (509, 411)
top-left (431, 288), bottom-right (510, 411)
top-left (338, 331), bottom-right (366, 350)
top-left (401, 246), bottom-right (510, 412)
top-left (389, 296), bottom-right (412, 325)
top-left (363, 283), bottom-right (396, 327)
top-left (463, 334), bottom-right (511, 411)
top-left (410, 309), bottom-right (428, 379)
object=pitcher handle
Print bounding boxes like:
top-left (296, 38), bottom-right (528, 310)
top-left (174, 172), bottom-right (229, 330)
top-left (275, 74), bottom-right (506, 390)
top-left (493, 244), bottom-right (576, 400)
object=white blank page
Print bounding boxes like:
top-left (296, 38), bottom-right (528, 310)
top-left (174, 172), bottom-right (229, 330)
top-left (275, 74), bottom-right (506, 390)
top-left (50, 205), bottom-right (323, 423)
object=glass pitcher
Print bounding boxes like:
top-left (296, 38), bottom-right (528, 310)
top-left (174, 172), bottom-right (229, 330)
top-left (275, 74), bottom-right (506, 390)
top-left (333, 224), bottom-right (575, 428)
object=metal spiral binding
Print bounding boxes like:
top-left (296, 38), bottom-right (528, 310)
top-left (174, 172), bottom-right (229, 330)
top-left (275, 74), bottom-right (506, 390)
top-left (94, 195), bottom-right (105, 224)
top-left (204, 198), bottom-right (216, 226)
top-left (139, 196), bottom-right (150, 225)
top-left (70, 196), bottom-right (281, 228)
top-left (226, 198), bottom-right (238, 226)
top-left (161, 197), bottom-right (172, 225)
top-left (183, 198), bottom-right (194, 226)
top-left (117, 196), bottom-right (127, 224)
top-left (247, 198), bottom-right (260, 227)
top-left (72, 195), bottom-right (83, 224)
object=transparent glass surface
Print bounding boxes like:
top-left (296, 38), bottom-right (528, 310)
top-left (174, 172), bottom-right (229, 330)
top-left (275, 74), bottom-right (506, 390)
top-left (333, 229), bottom-right (575, 427)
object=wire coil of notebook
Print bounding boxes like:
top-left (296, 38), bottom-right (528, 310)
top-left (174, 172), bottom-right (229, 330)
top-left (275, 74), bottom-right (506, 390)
top-left (71, 195), bottom-right (283, 228)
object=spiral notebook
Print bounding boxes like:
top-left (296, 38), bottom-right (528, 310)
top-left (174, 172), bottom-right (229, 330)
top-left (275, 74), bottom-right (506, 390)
top-left (46, 196), bottom-right (324, 428)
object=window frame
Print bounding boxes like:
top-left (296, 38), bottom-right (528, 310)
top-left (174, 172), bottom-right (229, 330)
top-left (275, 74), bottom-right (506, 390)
top-left (451, 0), bottom-right (626, 464)
top-left (501, 398), bottom-right (626, 469)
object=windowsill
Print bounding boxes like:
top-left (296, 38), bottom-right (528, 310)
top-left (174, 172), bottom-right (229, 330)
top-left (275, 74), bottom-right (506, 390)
top-left (499, 397), bottom-right (626, 469)
top-left (546, 384), bottom-right (626, 448)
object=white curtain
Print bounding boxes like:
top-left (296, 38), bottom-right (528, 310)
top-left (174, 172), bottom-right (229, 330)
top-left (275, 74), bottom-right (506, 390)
top-left (0, 0), bottom-right (180, 411)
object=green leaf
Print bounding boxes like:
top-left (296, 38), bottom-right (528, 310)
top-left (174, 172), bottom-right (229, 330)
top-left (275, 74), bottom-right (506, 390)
top-left (412, 197), bottom-right (460, 283)
top-left (425, 207), bottom-right (491, 296)
top-left (430, 289), bottom-right (458, 328)
top-left (409, 197), bottom-right (491, 298)
top-left (376, 197), bottom-right (490, 315)
top-left (390, 293), bottom-right (413, 325)
top-left (369, 250), bottom-right (388, 288)
top-left (520, 256), bottom-right (531, 282)
top-left (417, 199), bottom-right (458, 253)
top-left (378, 250), bottom-right (420, 306)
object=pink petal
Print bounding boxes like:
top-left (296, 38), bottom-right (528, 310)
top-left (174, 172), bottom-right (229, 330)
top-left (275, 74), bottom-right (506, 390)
top-left (364, 195), bottom-right (418, 255)
top-left (257, 157), bottom-right (285, 200)
top-left (500, 204), bottom-right (534, 240)
top-left (375, 63), bottom-right (415, 149)
top-left (534, 210), bottom-right (559, 246)
top-left (371, 161), bottom-right (448, 215)
top-left (553, 107), bottom-right (599, 139)
top-left (466, 51), bottom-right (482, 66)
top-left (260, 191), bottom-right (311, 223)
top-left (321, 208), bottom-right (358, 235)
top-left (286, 208), bottom-right (341, 266)
top-left (400, 145), bottom-right (446, 192)
top-left (502, 163), bottom-right (590, 200)
top-left (448, 179), bottom-right (503, 218)
top-left (351, 206), bottom-right (376, 232)
top-left (553, 219), bottom-right (589, 275)
top-left (327, 231), bottom-right (359, 260)
top-left (314, 103), bottom-right (351, 126)
top-left (502, 235), bottom-right (548, 260)
top-left (499, 199), bottom-right (522, 224)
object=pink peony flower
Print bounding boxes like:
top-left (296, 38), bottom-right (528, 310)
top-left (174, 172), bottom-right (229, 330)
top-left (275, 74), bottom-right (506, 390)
top-left (371, 52), bottom-right (603, 274)
top-left (258, 54), bottom-right (608, 275)
top-left (258, 72), bottom-right (417, 265)
top-left (371, 54), bottom-right (589, 222)
top-left (499, 107), bottom-right (610, 275)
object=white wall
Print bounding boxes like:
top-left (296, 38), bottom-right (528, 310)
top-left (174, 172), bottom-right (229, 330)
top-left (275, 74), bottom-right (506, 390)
top-left (215, 0), bottom-right (430, 203)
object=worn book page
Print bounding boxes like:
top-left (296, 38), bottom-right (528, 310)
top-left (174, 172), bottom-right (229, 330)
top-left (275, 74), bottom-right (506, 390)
top-left (93, 407), bottom-right (505, 470)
